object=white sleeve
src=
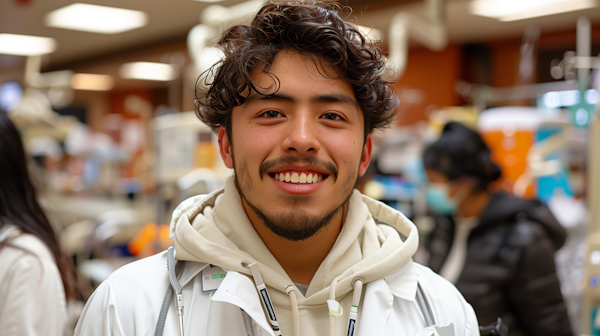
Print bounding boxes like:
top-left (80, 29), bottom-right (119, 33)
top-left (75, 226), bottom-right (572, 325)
top-left (0, 254), bottom-right (67, 336)
top-left (463, 299), bottom-right (480, 336)
top-left (74, 253), bottom-right (173, 336)
top-left (74, 280), bottom-right (127, 336)
top-left (415, 264), bottom-right (480, 336)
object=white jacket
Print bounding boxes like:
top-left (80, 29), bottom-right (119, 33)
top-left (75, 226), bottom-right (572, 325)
top-left (0, 224), bottom-right (67, 336)
top-left (76, 177), bottom-right (479, 336)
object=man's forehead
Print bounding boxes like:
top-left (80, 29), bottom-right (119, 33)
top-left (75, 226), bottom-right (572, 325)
top-left (248, 50), bottom-right (343, 84)
top-left (243, 50), bottom-right (358, 104)
top-left (244, 91), bottom-right (359, 109)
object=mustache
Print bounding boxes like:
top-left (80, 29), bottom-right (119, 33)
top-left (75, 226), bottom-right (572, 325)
top-left (259, 155), bottom-right (338, 181)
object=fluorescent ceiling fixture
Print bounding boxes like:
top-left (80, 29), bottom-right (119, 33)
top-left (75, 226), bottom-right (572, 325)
top-left (585, 89), bottom-right (599, 105)
top-left (0, 33), bottom-right (56, 56)
top-left (120, 62), bottom-right (178, 81)
top-left (539, 89), bottom-right (599, 108)
top-left (71, 73), bottom-right (114, 91)
top-left (541, 90), bottom-right (580, 108)
top-left (469, 0), bottom-right (597, 21)
top-left (192, 0), bottom-right (225, 2)
top-left (45, 3), bottom-right (147, 34)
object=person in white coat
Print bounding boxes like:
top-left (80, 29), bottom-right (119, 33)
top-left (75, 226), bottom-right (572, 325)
top-left (75, 1), bottom-right (480, 336)
top-left (0, 113), bottom-right (78, 336)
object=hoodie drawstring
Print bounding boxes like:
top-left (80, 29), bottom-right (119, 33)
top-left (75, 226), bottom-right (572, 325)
top-left (285, 286), bottom-right (300, 336)
top-left (347, 278), bottom-right (363, 336)
top-left (327, 277), bottom-right (364, 336)
top-left (327, 277), bottom-right (341, 336)
top-left (245, 263), bottom-right (365, 336)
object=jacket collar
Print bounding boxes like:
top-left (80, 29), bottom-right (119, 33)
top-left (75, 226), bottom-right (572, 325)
top-left (179, 261), bottom-right (208, 287)
top-left (384, 259), bottom-right (418, 302)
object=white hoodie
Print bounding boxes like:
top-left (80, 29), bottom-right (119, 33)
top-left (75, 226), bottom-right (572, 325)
top-left (75, 177), bottom-right (479, 336)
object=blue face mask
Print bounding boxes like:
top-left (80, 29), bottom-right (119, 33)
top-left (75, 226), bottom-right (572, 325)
top-left (425, 183), bottom-right (457, 215)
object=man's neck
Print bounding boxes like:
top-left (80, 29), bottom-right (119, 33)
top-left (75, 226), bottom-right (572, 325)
top-left (241, 199), bottom-right (346, 286)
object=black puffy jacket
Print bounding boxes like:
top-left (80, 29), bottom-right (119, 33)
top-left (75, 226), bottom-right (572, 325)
top-left (427, 191), bottom-right (572, 336)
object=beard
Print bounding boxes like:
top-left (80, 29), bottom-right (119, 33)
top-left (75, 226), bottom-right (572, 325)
top-left (233, 156), bottom-right (359, 241)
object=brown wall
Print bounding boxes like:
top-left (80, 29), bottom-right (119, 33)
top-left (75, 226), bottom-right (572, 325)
top-left (393, 44), bottom-right (462, 125)
top-left (393, 24), bottom-right (600, 125)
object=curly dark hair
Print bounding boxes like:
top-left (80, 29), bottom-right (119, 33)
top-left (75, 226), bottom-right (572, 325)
top-left (194, 0), bottom-right (398, 140)
top-left (423, 122), bottom-right (502, 190)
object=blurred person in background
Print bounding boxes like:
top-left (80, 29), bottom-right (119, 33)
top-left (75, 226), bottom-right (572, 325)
top-left (423, 121), bottom-right (572, 336)
top-left (0, 112), bottom-right (78, 335)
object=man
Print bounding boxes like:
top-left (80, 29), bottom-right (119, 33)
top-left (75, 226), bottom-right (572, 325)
top-left (76, 1), bottom-right (479, 336)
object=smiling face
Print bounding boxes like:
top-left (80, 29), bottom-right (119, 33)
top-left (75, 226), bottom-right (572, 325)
top-left (218, 50), bottom-right (372, 241)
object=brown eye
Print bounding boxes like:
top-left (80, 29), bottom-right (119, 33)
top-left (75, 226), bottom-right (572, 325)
top-left (321, 113), bottom-right (341, 120)
top-left (263, 110), bottom-right (282, 118)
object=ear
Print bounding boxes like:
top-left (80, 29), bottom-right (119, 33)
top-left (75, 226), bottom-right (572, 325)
top-left (218, 126), bottom-right (234, 169)
top-left (359, 134), bottom-right (372, 177)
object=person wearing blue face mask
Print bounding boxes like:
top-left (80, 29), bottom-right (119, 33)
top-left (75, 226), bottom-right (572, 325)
top-left (424, 180), bottom-right (469, 216)
top-left (422, 122), bottom-right (572, 336)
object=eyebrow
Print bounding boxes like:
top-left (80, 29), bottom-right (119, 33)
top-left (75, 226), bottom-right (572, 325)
top-left (311, 93), bottom-right (358, 108)
top-left (245, 92), bottom-right (359, 110)
top-left (246, 93), bottom-right (294, 104)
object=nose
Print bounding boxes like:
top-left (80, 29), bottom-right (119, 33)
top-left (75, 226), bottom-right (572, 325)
top-left (281, 114), bottom-right (321, 154)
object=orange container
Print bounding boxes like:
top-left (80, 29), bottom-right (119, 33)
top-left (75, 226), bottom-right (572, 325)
top-left (477, 107), bottom-right (544, 198)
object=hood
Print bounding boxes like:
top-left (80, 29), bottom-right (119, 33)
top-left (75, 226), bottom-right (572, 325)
top-left (169, 176), bottom-right (418, 308)
top-left (476, 191), bottom-right (566, 250)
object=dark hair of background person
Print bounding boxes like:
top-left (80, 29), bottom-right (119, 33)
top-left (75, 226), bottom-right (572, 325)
top-left (423, 121), bottom-right (502, 190)
top-left (194, 0), bottom-right (399, 142)
top-left (0, 112), bottom-right (78, 299)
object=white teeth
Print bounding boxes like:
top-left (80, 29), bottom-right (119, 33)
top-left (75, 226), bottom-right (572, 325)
top-left (299, 173), bottom-right (307, 183)
top-left (276, 172), bottom-right (323, 184)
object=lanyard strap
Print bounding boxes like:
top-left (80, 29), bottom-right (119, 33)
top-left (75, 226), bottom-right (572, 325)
top-left (416, 282), bottom-right (436, 327)
top-left (155, 247), bottom-right (185, 336)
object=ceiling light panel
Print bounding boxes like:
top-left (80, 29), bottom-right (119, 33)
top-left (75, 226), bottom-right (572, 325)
top-left (120, 62), bottom-right (178, 81)
top-left (71, 74), bottom-right (114, 91)
top-left (45, 3), bottom-right (148, 34)
top-left (0, 34), bottom-right (56, 56)
top-left (470, 0), bottom-right (598, 22)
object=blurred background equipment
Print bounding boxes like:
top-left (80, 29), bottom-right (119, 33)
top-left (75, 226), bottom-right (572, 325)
top-left (1, 0), bottom-right (600, 334)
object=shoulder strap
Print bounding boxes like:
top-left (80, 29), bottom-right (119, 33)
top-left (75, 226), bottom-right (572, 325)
top-left (155, 247), bottom-right (185, 336)
top-left (416, 282), bottom-right (436, 327)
